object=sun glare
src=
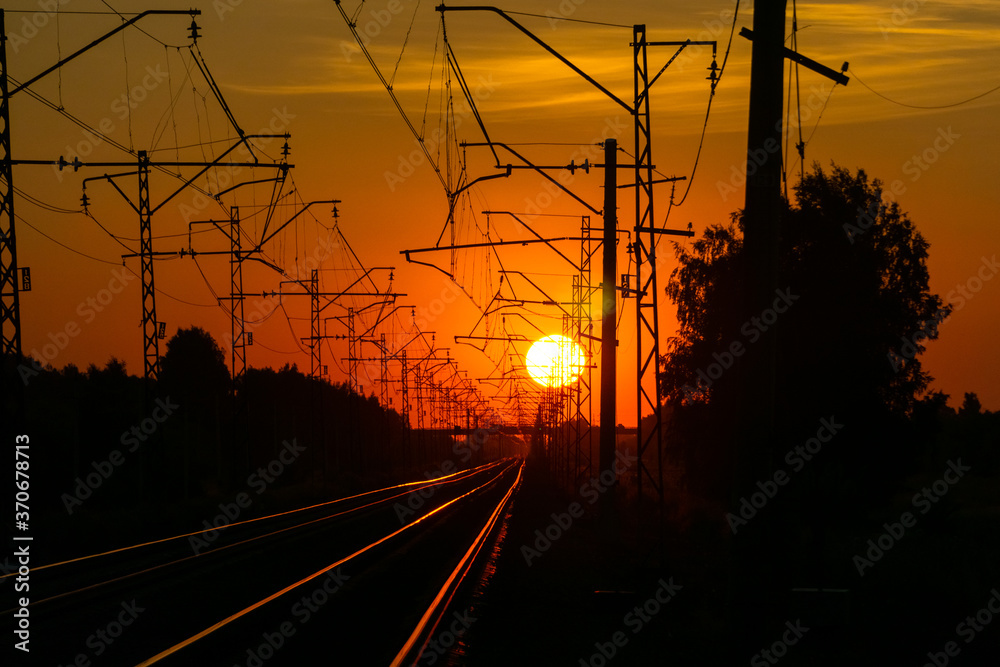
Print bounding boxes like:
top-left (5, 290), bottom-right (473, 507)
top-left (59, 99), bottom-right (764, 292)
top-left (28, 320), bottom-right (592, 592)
top-left (526, 334), bottom-right (587, 387)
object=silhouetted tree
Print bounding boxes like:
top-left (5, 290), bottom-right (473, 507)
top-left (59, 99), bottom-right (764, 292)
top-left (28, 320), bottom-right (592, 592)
top-left (662, 163), bottom-right (949, 422)
top-left (959, 392), bottom-right (983, 418)
top-left (916, 390), bottom-right (953, 417)
top-left (157, 327), bottom-right (230, 496)
top-left (87, 356), bottom-right (129, 382)
top-left (658, 163), bottom-right (955, 538)
top-left (159, 326), bottom-right (230, 412)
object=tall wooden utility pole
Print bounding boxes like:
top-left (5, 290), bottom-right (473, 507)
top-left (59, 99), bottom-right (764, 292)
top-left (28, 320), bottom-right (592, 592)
top-left (735, 0), bottom-right (848, 653)
top-left (741, 6), bottom-right (849, 469)
top-left (734, 1), bottom-right (787, 652)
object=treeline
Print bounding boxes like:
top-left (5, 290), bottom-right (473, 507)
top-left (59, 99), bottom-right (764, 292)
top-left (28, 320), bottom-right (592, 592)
top-left (663, 391), bottom-right (1000, 525)
top-left (2, 327), bottom-right (470, 555)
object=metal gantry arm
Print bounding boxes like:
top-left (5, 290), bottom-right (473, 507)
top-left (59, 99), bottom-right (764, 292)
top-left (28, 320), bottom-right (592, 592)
top-left (499, 270), bottom-right (574, 319)
top-left (151, 137), bottom-right (290, 214)
top-left (316, 267), bottom-right (398, 316)
top-left (254, 199), bottom-right (341, 252)
top-left (436, 5), bottom-right (632, 113)
top-left (10, 10), bottom-right (201, 96)
top-left (484, 211), bottom-right (582, 272)
top-left (68, 139), bottom-right (292, 212)
top-left (462, 141), bottom-right (602, 215)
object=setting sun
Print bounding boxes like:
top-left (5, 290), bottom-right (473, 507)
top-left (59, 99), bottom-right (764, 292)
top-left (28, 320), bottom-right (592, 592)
top-left (525, 334), bottom-right (587, 388)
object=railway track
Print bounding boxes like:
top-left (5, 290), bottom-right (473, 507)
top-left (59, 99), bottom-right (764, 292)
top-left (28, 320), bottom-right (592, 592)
top-left (4, 457), bottom-right (522, 665)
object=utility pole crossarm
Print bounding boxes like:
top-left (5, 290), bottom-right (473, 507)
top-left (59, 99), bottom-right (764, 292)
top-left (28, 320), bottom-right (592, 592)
top-left (635, 226), bottom-right (694, 237)
top-left (740, 28), bottom-right (849, 86)
top-left (483, 211), bottom-right (582, 272)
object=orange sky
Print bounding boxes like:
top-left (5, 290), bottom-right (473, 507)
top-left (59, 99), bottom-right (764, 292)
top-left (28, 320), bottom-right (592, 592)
top-left (7, 0), bottom-right (999, 425)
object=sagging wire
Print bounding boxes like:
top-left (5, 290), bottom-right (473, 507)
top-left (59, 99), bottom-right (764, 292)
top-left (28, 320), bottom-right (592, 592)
top-left (849, 67), bottom-right (1000, 110)
top-left (14, 187), bottom-right (79, 214)
top-left (17, 213), bottom-right (119, 265)
top-left (332, 0), bottom-right (449, 193)
top-left (669, 0), bottom-right (740, 211)
top-left (783, 0), bottom-right (805, 199)
top-left (119, 18), bottom-right (134, 152)
top-left (786, 84), bottom-right (838, 186)
top-left (390, 0), bottom-right (422, 89)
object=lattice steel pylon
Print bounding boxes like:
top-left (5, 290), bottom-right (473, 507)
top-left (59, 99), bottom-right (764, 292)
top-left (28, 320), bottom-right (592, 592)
top-left (137, 151), bottom-right (160, 381)
top-left (310, 269), bottom-right (321, 378)
top-left (632, 25), bottom-right (664, 513)
top-left (379, 332), bottom-right (389, 408)
top-left (571, 217), bottom-right (595, 486)
top-left (229, 207), bottom-right (247, 388)
top-left (414, 360), bottom-right (424, 429)
top-left (346, 307), bottom-right (358, 393)
top-left (0, 13), bottom-right (19, 360)
top-left (400, 349), bottom-right (410, 425)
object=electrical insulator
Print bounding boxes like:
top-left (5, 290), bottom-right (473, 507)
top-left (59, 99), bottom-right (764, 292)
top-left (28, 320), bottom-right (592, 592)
top-left (80, 192), bottom-right (89, 212)
top-left (332, 205), bottom-right (339, 219)
top-left (189, 19), bottom-right (201, 42)
top-left (707, 59), bottom-right (719, 87)
top-left (281, 141), bottom-right (290, 158)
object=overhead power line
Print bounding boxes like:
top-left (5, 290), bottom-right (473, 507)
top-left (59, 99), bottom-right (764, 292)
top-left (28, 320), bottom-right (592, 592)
top-left (849, 67), bottom-right (1000, 109)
